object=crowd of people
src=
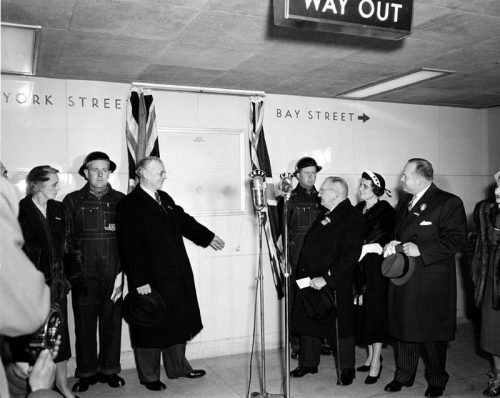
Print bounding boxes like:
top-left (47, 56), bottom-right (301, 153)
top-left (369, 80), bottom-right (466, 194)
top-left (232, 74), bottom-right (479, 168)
top-left (284, 157), bottom-right (499, 398)
top-left (0, 153), bottom-right (499, 398)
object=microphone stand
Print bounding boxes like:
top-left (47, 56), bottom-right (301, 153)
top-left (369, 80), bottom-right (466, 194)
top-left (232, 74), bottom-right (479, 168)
top-left (282, 191), bottom-right (291, 398)
top-left (252, 210), bottom-right (267, 398)
top-left (252, 210), bottom-right (285, 398)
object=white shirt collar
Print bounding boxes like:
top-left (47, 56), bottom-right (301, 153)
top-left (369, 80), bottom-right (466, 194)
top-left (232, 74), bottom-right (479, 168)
top-left (140, 185), bottom-right (157, 200)
top-left (412, 183), bottom-right (431, 206)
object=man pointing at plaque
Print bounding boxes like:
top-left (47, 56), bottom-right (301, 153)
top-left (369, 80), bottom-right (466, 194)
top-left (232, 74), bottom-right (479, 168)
top-left (116, 156), bottom-right (225, 391)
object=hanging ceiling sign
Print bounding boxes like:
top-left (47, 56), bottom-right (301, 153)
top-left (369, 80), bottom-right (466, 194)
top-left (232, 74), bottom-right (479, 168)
top-left (273, 0), bottom-right (413, 40)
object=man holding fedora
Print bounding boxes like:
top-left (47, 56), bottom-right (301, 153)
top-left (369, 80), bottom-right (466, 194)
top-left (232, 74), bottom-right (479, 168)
top-left (383, 158), bottom-right (466, 398)
top-left (63, 151), bottom-right (126, 392)
top-left (116, 156), bottom-right (225, 392)
top-left (278, 156), bottom-right (324, 359)
top-left (290, 176), bottom-right (363, 385)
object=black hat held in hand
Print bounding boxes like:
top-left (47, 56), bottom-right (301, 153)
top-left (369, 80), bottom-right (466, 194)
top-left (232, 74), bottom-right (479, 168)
top-left (123, 290), bottom-right (166, 327)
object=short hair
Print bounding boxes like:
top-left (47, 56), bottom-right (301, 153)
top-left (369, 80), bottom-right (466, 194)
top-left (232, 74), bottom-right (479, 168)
top-left (361, 171), bottom-right (385, 197)
top-left (324, 176), bottom-right (348, 197)
top-left (136, 156), bottom-right (162, 177)
top-left (26, 165), bottom-right (59, 196)
top-left (408, 158), bottom-right (434, 181)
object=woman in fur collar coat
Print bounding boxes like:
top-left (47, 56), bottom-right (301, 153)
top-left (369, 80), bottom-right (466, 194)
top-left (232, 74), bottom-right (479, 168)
top-left (470, 179), bottom-right (500, 397)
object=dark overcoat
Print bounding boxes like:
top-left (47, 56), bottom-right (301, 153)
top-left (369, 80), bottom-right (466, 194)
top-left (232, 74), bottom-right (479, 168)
top-left (292, 198), bottom-right (364, 338)
top-left (388, 183), bottom-right (466, 342)
top-left (16, 196), bottom-right (82, 362)
top-left (116, 186), bottom-right (214, 347)
top-left (354, 200), bottom-right (395, 344)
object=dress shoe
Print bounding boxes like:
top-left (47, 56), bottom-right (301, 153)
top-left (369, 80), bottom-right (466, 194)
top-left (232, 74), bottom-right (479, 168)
top-left (97, 373), bottom-right (126, 388)
top-left (290, 366), bottom-right (318, 378)
top-left (425, 386), bottom-right (444, 397)
top-left (364, 365), bottom-right (382, 384)
top-left (321, 346), bottom-right (334, 355)
top-left (483, 378), bottom-right (500, 397)
top-left (72, 375), bottom-right (98, 392)
top-left (185, 369), bottom-right (206, 379)
top-left (291, 350), bottom-right (299, 360)
top-left (140, 380), bottom-right (167, 391)
top-left (340, 368), bottom-right (356, 386)
top-left (168, 369), bottom-right (206, 379)
top-left (384, 379), bottom-right (413, 392)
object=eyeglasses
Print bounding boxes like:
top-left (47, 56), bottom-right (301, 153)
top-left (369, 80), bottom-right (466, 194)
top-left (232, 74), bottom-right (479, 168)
top-left (148, 169), bottom-right (167, 177)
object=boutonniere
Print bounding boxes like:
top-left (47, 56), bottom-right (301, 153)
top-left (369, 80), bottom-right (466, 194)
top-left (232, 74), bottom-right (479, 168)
top-left (321, 216), bottom-right (331, 226)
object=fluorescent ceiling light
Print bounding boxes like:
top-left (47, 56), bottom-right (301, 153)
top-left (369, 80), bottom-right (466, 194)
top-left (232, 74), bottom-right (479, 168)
top-left (337, 68), bottom-right (455, 99)
top-left (1, 22), bottom-right (41, 76)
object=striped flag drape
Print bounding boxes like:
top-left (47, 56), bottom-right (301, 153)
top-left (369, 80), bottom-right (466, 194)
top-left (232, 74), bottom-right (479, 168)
top-left (249, 97), bottom-right (284, 299)
top-left (125, 87), bottom-right (160, 192)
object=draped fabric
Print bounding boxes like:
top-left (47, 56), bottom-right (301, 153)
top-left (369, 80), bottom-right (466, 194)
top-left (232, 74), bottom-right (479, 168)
top-left (249, 97), bottom-right (284, 299)
top-left (125, 87), bottom-right (160, 192)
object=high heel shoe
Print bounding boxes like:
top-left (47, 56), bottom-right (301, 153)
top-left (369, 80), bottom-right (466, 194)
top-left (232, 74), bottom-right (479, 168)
top-left (364, 365), bottom-right (382, 384)
top-left (357, 356), bottom-right (382, 372)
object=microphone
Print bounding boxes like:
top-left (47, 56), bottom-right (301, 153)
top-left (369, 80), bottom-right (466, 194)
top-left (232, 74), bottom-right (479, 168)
top-left (249, 170), bottom-right (267, 211)
top-left (280, 172), bottom-right (294, 194)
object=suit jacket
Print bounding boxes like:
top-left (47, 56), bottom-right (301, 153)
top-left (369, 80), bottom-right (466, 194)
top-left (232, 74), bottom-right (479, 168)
top-left (388, 183), bottom-right (466, 342)
top-left (292, 198), bottom-right (364, 338)
top-left (116, 186), bottom-right (214, 347)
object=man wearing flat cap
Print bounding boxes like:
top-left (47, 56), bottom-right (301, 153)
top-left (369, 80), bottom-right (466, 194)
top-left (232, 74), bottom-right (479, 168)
top-left (63, 151), bottom-right (126, 392)
top-left (116, 156), bottom-right (225, 392)
top-left (278, 157), bottom-right (325, 359)
top-left (383, 158), bottom-right (466, 398)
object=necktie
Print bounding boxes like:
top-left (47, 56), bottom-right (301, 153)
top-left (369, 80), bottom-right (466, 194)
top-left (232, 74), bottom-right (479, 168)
top-left (154, 191), bottom-right (162, 206)
top-left (408, 196), bottom-right (415, 212)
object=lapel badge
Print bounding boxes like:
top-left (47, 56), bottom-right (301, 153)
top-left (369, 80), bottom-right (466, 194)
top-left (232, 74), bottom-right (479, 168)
top-left (321, 216), bottom-right (331, 226)
top-left (420, 203), bottom-right (427, 212)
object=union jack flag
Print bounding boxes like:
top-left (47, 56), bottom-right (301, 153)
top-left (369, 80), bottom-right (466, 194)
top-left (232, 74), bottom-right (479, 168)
top-left (125, 87), bottom-right (159, 192)
top-left (249, 98), bottom-right (284, 299)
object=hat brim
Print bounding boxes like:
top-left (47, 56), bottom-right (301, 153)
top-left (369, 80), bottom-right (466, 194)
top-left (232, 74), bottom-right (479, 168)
top-left (293, 165), bottom-right (322, 176)
top-left (303, 285), bottom-right (336, 320)
top-left (78, 159), bottom-right (117, 177)
top-left (122, 290), bottom-right (166, 327)
top-left (381, 252), bottom-right (415, 286)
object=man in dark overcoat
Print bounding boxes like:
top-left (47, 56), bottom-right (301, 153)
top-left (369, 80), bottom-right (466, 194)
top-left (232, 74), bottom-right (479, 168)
top-left (116, 156), bottom-right (225, 392)
top-left (383, 158), bottom-right (466, 398)
top-left (290, 176), bottom-right (363, 385)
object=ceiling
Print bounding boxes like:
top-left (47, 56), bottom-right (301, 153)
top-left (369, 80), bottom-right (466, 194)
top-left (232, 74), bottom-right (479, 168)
top-left (2, 0), bottom-right (500, 109)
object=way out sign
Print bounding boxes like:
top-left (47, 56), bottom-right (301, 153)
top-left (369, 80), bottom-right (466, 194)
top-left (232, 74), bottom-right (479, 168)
top-left (273, 0), bottom-right (413, 40)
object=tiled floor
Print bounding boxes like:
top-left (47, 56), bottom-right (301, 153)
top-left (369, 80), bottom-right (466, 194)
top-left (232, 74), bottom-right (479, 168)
top-left (71, 321), bottom-right (492, 398)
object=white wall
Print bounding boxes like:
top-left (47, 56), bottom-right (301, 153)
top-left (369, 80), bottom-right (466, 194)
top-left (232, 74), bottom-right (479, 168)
top-left (2, 75), bottom-right (499, 373)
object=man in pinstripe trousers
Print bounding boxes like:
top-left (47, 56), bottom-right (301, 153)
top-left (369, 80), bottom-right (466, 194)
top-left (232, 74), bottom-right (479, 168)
top-left (382, 158), bottom-right (466, 398)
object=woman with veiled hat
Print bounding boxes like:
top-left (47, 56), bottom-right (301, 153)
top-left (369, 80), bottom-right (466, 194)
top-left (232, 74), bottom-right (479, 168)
top-left (10, 165), bottom-right (85, 398)
top-left (354, 171), bottom-right (395, 384)
top-left (470, 172), bottom-right (500, 397)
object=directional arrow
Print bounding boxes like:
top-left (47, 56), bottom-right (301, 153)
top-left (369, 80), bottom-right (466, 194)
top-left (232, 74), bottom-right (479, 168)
top-left (358, 113), bottom-right (370, 123)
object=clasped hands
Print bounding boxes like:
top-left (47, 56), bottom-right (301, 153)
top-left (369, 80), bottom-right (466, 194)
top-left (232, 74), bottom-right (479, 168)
top-left (383, 240), bottom-right (420, 258)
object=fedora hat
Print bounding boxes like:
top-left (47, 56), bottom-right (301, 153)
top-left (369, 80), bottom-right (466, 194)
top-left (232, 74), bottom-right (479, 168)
top-left (122, 290), bottom-right (166, 327)
top-left (293, 157), bottom-right (322, 176)
top-left (303, 285), bottom-right (337, 320)
top-left (78, 151), bottom-right (117, 177)
top-left (381, 245), bottom-right (415, 286)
